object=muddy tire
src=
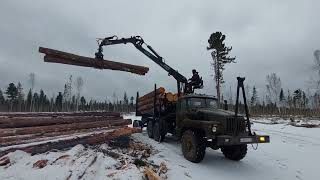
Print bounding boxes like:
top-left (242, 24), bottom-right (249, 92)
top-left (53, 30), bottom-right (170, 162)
top-left (221, 144), bottom-right (247, 161)
top-left (181, 130), bottom-right (206, 163)
top-left (133, 120), bottom-right (141, 128)
top-left (153, 122), bottom-right (160, 141)
top-left (147, 121), bottom-right (153, 138)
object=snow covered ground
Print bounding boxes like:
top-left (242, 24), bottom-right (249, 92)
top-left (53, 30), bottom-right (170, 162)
top-left (1, 118), bottom-right (319, 180)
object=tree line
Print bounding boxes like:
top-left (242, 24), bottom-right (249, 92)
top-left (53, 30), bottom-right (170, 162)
top-left (0, 74), bottom-right (135, 113)
top-left (222, 72), bottom-right (320, 117)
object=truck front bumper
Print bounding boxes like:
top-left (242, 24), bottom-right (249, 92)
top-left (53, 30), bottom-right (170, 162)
top-left (216, 135), bottom-right (270, 146)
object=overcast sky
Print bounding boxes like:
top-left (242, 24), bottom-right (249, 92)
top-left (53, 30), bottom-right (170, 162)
top-left (0, 0), bottom-right (319, 100)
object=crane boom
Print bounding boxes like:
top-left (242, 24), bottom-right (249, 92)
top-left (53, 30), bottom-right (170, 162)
top-left (95, 35), bottom-right (201, 95)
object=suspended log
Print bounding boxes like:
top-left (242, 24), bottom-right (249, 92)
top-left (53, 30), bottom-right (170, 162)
top-left (39, 47), bottom-right (149, 75)
top-left (0, 111), bottom-right (120, 118)
top-left (0, 119), bottom-right (129, 137)
top-left (0, 127), bottom-right (142, 157)
top-left (0, 116), bottom-right (121, 128)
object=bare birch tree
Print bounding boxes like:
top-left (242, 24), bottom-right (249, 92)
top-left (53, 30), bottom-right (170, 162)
top-left (75, 76), bottom-right (84, 111)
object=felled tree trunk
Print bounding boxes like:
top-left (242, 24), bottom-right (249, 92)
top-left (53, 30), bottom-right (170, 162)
top-left (0, 127), bottom-right (142, 157)
top-left (0, 119), bottom-right (129, 137)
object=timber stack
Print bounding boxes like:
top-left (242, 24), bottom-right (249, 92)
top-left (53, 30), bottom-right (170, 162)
top-left (137, 87), bottom-right (178, 115)
top-left (0, 111), bottom-right (141, 157)
top-left (39, 47), bottom-right (149, 75)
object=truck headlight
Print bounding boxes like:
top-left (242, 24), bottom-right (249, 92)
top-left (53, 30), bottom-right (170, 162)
top-left (212, 126), bottom-right (217, 133)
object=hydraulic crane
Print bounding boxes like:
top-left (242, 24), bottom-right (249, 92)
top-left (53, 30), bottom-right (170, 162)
top-left (95, 35), bottom-right (203, 96)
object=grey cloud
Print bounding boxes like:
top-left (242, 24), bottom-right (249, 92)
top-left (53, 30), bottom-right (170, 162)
top-left (0, 0), bottom-right (319, 100)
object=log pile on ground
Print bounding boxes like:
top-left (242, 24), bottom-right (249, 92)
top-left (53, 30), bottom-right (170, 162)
top-left (39, 47), bottom-right (149, 75)
top-left (0, 111), bottom-right (141, 156)
top-left (137, 87), bottom-right (178, 115)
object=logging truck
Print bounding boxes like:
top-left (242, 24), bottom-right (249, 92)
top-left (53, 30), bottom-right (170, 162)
top-left (95, 35), bottom-right (270, 163)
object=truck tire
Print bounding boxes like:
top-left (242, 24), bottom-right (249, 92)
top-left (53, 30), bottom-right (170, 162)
top-left (147, 121), bottom-right (153, 138)
top-left (221, 144), bottom-right (247, 161)
top-left (153, 122), bottom-right (165, 142)
top-left (133, 120), bottom-right (141, 128)
top-left (181, 130), bottom-right (206, 163)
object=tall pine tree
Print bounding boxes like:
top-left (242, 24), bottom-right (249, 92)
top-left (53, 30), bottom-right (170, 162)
top-left (207, 32), bottom-right (236, 103)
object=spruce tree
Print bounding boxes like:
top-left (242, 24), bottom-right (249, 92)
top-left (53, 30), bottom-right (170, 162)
top-left (5, 83), bottom-right (18, 111)
top-left (55, 92), bottom-right (63, 112)
top-left (0, 89), bottom-right (5, 104)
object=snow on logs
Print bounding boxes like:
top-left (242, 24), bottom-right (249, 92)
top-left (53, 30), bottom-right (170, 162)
top-left (0, 127), bottom-right (141, 157)
top-left (38, 47), bottom-right (149, 75)
top-left (0, 112), bottom-right (141, 154)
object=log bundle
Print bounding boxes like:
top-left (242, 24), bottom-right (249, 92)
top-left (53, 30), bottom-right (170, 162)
top-left (137, 87), bottom-right (179, 114)
top-left (0, 112), bottom-right (141, 156)
top-left (39, 47), bottom-right (149, 75)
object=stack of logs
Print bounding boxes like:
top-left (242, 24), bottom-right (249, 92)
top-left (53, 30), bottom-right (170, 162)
top-left (0, 112), bottom-right (140, 157)
top-left (137, 87), bottom-right (178, 114)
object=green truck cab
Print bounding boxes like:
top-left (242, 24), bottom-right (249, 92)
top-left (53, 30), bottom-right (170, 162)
top-left (175, 94), bottom-right (269, 162)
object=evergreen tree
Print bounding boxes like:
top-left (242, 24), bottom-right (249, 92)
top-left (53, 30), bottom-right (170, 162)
top-left (55, 92), bottom-right (63, 112)
top-left (0, 89), bottom-right (5, 104)
top-left (5, 83), bottom-right (18, 111)
top-left (279, 88), bottom-right (285, 107)
top-left (39, 89), bottom-right (45, 111)
top-left (251, 86), bottom-right (258, 106)
top-left (80, 96), bottom-right (86, 111)
top-left (293, 89), bottom-right (302, 108)
top-left (26, 89), bottom-right (32, 112)
top-left (33, 92), bottom-right (39, 112)
top-left (207, 32), bottom-right (236, 103)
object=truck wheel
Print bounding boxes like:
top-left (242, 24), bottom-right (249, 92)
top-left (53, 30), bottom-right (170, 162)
top-left (147, 121), bottom-right (153, 138)
top-left (181, 130), bottom-right (206, 163)
top-left (153, 122), bottom-right (164, 142)
top-left (221, 144), bottom-right (247, 161)
top-left (133, 120), bottom-right (141, 128)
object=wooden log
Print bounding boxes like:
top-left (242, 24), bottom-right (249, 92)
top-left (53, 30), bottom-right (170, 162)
top-left (0, 119), bottom-right (129, 137)
top-left (39, 47), bottom-right (149, 75)
top-left (0, 116), bottom-right (121, 128)
top-left (0, 111), bottom-right (120, 118)
top-left (138, 97), bottom-right (162, 107)
top-left (0, 126), bottom-right (123, 147)
top-left (138, 102), bottom-right (161, 112)
top-left (138, 87), bottom-right (165, 102)
top-left (0, 127), bottom-right (142, 157)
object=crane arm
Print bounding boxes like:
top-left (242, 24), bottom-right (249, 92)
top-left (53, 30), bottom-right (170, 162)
top-left (95, 36), bottom-right (188, 84)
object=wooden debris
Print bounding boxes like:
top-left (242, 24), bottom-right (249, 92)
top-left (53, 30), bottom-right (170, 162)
top-left (0, 156), bottom-right (10, 166)
top-left (33, 159), bottom-right (49, 169)
top-left (39, 47), bottom-right (149, 75)
top-left (144, 167), bottom-right (160, 180)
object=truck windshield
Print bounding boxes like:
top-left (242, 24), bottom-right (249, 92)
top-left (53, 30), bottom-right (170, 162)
top-left (187, 98), bottom-right (218, 109)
